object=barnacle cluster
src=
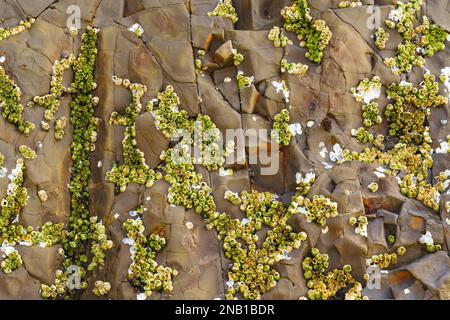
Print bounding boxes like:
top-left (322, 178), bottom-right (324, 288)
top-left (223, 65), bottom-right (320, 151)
top-left (148, 87), bottom-right (310, 299)
top-left (106, 77), bottom-right (161, 192)
top-left (349, 216), bottom-right (368, 237)
top-left (207, 0), bottom-right (238, 24)
top-left (365, 247), bottom-right (406, 269)
top-left (0, 17), bottom-right (34, 41)
top-left (0, 159), bottom-right (28, 233)
top-left (219, 190), bottom-right (308, 300)
top-left (18, 145), bottom-right (36, 160)
top-left (385, 76), bottom-right (447, 144)
top-left (345, 68), bottom-right (449, 212)
top-left (1, 247), bottom-right (22, 274)
top-left (421, 230), bottom-right (444, 253)
top-left (231, 48), bottom-right (244, 66)
top-left (271, 108), bottom-right (292, 147)
top-left (123, 218), bottom-right (177, 298)
top-left (42, 27), bottom-right (112, 299)
top-left (151, 85), bottom-right (229, 172)
top-left (338, 1), bottom-right (362, 9)
top-left (32, 54), bottom-right (76, 137)
top-left (301, 195), bottom-right (338, 229)
top-left (375, 28), bottom-right (390, 50)
top-left (193, 114), bottom-right (230, 171)
top-left (399, 171), bottom-right (449, 212)
top-left (40, 269), bottom-right (73, 299)
top-left (361, 103), bottom-right (382, 128)
top-left (150, 85), bottom-right (192, 139)
top-left (352, 127), bottom-right (374, 144)
top-left (302, 248), bottom-right (364, 300)
top-left (280, 59), bottom-right (308, 75)
top-left (351, 77), bottom-right (382, 127)
top-left (54, 116), bottom-right (67, 141)
top-left (0, 159), bottom-right (67, 274)
top-left (92, 280), bottom-right (111, 297)
top-left (224, 190), bottom-right (241, 206)
top-left (294, 170), bottom-right (316, 196)
top-left (268, 26), bottom-right (291, 48)
top-left (194, 58), bottom-right (204, 74)
top-left (383, 0), bottom-right (448, 74)
top-left (281, 0), bottom-right (332, 63)
top-left (0, 66), bottom-right (35, 135)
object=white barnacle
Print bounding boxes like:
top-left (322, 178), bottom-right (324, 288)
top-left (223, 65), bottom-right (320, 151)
top-left (136, 293), bottom-right (147, 300)
top-left (419, 231), bottom-right (434, 246)
top-left (329, 143), bottom-right (343, 162)
top-left (436, 141), bottom-right (449, 154)
top-left (288, 123), bottom-right (302, 136)
top-left (128, 23), bottom-right (144, 37)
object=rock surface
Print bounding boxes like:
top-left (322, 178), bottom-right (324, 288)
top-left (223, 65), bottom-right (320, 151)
top-left (0, 0), bottom-right (448, 300)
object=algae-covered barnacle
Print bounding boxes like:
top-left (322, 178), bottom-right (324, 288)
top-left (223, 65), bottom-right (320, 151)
top-left (54, 116), bottom-right (67, 141)
top-left (349, 216), bottom-right (368, 237)
top-left (338, 1), bottom-right (362, 8)
top-left (207, 0), bottom-right (238, 24)
top-left (362, 102), bottom-right (382, 127)
top-left (387, 235), bottom-right (396, 245)
top-left (281, 0), bottom-right (332, 63)
top-left (18, 145), bottom-right (36, 160)
top-left (351, 77), bottom-right (383, 132)
top-left (366, 252), bottom-right (399, 269)
top-left (1, 247), bottom-right (22, 274)
top-left (0, 158), bottom-right (67, 272)
top-left (151, 85), bottom-right (192, 139)
top-left (268, 26), bottom-right (292, 48)
top-left (375, 28), bottom-right (390, 50)
top-left (236, 71), bottom-right (254, 89)
top-left (368, 182), bottom-right (379, 193)
top-left (280, 59), bottom-right (308, 75)
top-left (0, 159), bottom-right (28, 233)
top-left (0, 17), bottom-right (35, 41)
top-left (302, 195), bottom-right (339, 228)
top-left (231, 48), bottom-right (244, 66)
top-left (224, 190), bottom-right (241, 206)
top-left (352, 127), bottom-right (374, 144)
top-left (92, 281), bottom-right (111, 297)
